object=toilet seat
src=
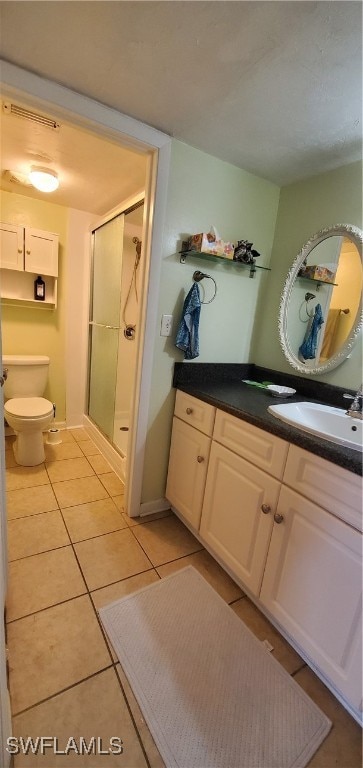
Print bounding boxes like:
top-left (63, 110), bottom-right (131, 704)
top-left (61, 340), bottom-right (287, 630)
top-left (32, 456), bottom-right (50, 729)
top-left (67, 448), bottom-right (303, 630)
top-left (4, 397), bottom-right (54, 419)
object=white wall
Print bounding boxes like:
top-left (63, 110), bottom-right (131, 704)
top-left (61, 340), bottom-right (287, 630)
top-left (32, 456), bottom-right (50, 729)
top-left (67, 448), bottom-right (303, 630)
top-left (141, 140), bottom-right (280, 504)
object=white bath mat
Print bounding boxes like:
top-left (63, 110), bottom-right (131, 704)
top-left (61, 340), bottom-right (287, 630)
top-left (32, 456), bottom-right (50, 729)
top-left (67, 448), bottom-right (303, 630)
top-left (100, 566), bottom-right (331, 768)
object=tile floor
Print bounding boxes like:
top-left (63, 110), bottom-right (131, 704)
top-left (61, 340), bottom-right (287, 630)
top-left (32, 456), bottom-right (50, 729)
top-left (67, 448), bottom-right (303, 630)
top-left (4, 428), bottom-right (362, 767)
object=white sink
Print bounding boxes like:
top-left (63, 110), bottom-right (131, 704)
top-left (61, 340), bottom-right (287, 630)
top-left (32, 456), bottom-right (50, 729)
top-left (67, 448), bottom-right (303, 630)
top-left (268, 401), bottom-right (363, 452)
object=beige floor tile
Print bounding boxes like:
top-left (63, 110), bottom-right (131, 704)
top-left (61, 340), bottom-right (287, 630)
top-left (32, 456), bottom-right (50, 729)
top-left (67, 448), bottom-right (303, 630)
top-left (7, 484), bottom-right (58, 520)
top-left (123, 509), bottom-right (171, 527)
top-left (75, 529), bottom-right (152, 591)
top-left (46, 457), bottom-right (95, 483)
top-left (44, 441), bottom-right (83, 461)
top-left (8, 510), bottom-right (70, 561)
top-left (6, 464), bottom-right (49, 491)
top-left (232, 596), bottom-right (304, 674)
top-left (295, 667), bottom-right (362, 767)
top-left (55, 430), bottom-right (76, 444)
top-left (113, 495), bottom-right (125, 512)
top-left (99, 472), bottom-right (125, 497)
top-left (8, 595), bottom-right (111, 714)
top-left (132, 514), bottom-right (203, 566)
top-left (62, 498), bottom-right (127, 543)
top-left (13, 668), bottom-right (148, 767)
top-left (7, 546), bottom-right (86, 621)
top-left (157, 549), bottom-right (244, 604)
top-left (92, 569), bottom-right (160, 611)
top-left (52, 476), bottom-right (109, 508)
top-left (69, 427), bottom-right (90, 442)
top-left (116, 665), bottom-right (165, 768)
top-left (86, 453), bottom-right (112, 474)
top-left (77, 439), bottom-right (101, 456)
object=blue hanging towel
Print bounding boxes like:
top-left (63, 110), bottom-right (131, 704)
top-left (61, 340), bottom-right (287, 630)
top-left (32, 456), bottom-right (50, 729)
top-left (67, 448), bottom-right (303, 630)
top-left (299, 303), bottom-right (324, 360)
top-left (175, 283), bottom-right (201, 360)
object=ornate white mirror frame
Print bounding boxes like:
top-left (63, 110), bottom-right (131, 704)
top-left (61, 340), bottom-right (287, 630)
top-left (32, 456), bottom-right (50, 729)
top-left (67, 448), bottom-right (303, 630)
top-left (278, 223), bottom-right (363, 375)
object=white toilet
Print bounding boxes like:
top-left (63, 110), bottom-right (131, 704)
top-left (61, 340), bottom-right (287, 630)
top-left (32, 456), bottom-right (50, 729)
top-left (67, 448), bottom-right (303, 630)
top-left (3, 355), bottom-right (54, 466)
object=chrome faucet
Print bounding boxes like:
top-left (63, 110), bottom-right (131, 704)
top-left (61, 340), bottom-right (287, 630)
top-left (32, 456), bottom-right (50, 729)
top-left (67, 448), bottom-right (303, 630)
top-left (344, 384), bottom-right (363, 419)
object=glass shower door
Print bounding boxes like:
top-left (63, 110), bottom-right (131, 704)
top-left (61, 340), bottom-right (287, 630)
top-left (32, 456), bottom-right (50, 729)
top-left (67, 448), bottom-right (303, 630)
top-left (88, 214), bottom-right (124, 441)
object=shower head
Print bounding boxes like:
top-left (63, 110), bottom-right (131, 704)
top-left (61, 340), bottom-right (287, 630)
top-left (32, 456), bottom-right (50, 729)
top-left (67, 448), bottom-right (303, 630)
top-left (132, 237), bottom-right (142, 265)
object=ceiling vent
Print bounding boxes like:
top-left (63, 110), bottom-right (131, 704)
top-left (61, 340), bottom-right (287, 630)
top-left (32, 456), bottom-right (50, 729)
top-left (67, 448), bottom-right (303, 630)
top-left (2, 102), bottom-right (60, 131)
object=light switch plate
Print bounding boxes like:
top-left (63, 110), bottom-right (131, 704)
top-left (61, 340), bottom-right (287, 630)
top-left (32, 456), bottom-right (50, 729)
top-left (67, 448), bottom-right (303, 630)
top-left (160, 314), bottom-right (173, 336)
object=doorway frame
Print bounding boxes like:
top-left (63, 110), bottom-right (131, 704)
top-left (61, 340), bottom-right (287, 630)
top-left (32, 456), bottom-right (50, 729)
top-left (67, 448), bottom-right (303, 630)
top-left (0, 59), bottom-right (172, 519)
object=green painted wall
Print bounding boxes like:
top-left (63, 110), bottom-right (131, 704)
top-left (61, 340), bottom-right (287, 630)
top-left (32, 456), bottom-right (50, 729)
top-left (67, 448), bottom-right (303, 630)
top-left (1, 191), bottom-right (68, 420)
top-left (141, 140), bottom-right (280, 503)
top-left (251, 161), bottom-right (363, 389)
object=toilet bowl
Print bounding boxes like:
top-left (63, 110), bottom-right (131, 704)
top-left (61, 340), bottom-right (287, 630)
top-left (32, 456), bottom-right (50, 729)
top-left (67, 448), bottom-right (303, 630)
top-left (4, 397), bottom-right (54, 466)
top-left (3, 354), bottom-right (54, 467)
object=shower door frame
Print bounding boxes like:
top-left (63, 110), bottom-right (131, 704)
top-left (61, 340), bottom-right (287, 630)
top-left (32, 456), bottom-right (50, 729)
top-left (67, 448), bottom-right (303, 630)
top-left (0, 60), bottom-right (172, 519)
top-left (86, 195), bottom-right (145, 460)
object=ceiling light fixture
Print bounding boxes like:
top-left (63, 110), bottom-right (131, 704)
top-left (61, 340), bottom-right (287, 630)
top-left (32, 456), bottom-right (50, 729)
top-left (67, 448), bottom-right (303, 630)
top-left (29, 166), bottom-right (59, 193)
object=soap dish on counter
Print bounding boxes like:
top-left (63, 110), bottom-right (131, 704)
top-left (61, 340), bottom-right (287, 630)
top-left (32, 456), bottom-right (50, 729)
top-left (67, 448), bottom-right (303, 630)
top-left (267, 385), bottom-right (296, 398)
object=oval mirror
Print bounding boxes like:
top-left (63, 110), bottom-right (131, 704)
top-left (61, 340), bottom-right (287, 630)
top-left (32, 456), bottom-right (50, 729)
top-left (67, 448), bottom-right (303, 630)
top-left (278, 224), bottom-right (363, 375)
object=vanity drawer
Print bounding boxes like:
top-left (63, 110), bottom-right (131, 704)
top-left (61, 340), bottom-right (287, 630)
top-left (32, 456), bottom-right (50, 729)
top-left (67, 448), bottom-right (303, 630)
top-left (283, 445), bottom-right (362, 531)
top-left (174, 390), bottom-right (216, 436)
top-left (213, 409), bottom-right (289, 480)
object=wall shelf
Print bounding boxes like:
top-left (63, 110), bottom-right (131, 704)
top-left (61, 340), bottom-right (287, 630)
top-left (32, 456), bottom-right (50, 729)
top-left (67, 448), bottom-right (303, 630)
top-left (179, 249), bottom-right (271, 278)
top-left (297, 275), bottom-right (338, 290)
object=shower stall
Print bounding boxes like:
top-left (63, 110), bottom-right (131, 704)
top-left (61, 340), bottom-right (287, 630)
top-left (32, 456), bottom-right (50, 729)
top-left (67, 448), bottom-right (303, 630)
top-left (87, 201), bottom-right (144, 479)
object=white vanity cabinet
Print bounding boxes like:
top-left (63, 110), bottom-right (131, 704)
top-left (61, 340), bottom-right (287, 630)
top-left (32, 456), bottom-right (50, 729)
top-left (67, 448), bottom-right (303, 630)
top-left (200, 410), bottom-right (288, 594)
top-left (0, 222), bottom-right (59, 307)
top-left (166, 392), bottom-right (215, 531)
top-left (260, 484), bottom-right (362, 713)
top-left (166, 391), bottom-right (363, 721)
top-left (260, 445), bottom-right (362, 715)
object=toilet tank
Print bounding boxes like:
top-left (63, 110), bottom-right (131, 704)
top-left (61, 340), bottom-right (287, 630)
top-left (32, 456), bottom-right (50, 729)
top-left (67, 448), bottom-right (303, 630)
top-left (2, 355), bottom-right (50, 398)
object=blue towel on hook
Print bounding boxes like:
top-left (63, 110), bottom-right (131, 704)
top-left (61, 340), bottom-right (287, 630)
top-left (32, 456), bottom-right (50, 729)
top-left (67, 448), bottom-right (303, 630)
top-left (299, 303), bottom-right (324, 360)
top-left (175, 283), bottom-right (201, 360)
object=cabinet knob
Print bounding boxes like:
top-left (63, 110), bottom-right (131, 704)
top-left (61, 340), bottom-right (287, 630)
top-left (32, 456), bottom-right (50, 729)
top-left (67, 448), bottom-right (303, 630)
top-left (197, 455), bottom-right (204, 463)
top-left (261, 504), bottom-right (271, 514)
top-left (186, 407), bottom-right (193, 415)
top-left (18, 249), bottom-right (23, 254)
top-left (274, 512), bottom-right (284, 524)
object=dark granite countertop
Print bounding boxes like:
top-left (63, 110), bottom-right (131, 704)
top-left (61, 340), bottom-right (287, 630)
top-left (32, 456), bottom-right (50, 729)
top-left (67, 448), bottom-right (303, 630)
top-left (173, 364), bottom-right (362, 477)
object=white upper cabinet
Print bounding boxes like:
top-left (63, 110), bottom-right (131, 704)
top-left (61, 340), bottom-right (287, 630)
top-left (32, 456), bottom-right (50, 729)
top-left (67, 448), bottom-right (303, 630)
top-left (0, 222), bottom-right (24, 271)
top-left (0, 223), bottom-right (59, 307)
top-left (24, 228), bottom-right (58, 277)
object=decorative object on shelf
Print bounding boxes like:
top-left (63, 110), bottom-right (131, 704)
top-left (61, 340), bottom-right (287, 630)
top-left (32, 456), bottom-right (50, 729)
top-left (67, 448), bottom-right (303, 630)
top-left (34, 275), bottom-right (45, 301)
top-left (175, 282), bottom-right (201, 360)
top-left (192, 270), bottom-right (217, 304)
top-left (233, 239), bottom-right (260, 265)
top-left (298, 263), bottom-right (336, 284)
top-left (187, 225), bottom-right (234, 259)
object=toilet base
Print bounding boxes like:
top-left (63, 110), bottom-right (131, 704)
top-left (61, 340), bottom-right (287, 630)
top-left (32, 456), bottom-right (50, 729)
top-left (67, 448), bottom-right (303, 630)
top-left (13, 430), bottom-right (46, 466)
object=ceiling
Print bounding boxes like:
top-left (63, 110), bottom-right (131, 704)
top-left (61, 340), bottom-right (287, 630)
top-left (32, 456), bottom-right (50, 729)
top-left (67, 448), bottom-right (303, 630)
top-left (0, 1), bottom-right (362, 211)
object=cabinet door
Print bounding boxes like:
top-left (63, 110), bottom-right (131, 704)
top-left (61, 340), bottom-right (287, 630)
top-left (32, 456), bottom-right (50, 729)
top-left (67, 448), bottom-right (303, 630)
top-left (260, 486), bottom-right (362, 714)
top-left (200, 442), bottom-right (280, 594)
top-left (24, 228), bottom-right (58, 276)
top-left (166, 417), bottom-right (211, 530)
top-left (0, 222), bottom-right (24, 270)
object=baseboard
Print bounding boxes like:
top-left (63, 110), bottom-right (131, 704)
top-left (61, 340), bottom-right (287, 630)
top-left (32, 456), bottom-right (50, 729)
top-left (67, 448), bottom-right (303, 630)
top-left (139, 498), bottom-right (170, 517)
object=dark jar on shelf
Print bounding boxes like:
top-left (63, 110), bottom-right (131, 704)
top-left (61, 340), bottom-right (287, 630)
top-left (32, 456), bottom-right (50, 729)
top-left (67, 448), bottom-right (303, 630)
top-left (34, 275), bottom-right (45, 301)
